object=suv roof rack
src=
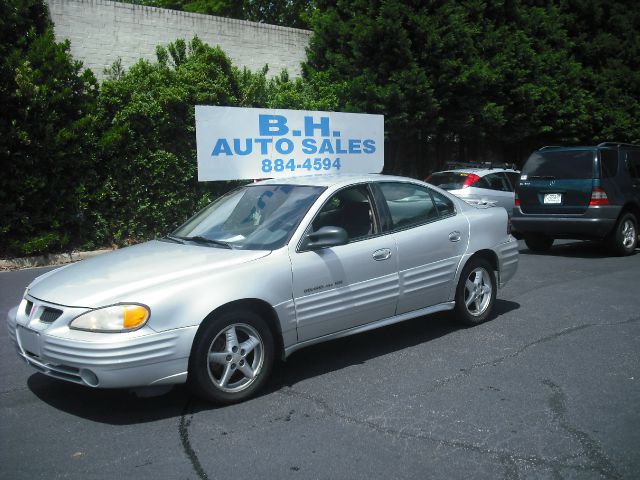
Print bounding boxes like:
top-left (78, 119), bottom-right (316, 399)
top-left (444, 161), bottom-right (490, 170)
top-left (597, 142), bottom-right (640, 148)
top-left (443, 160), bottom-right (518, 171)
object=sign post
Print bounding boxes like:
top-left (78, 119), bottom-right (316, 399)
top-left (195, 106), bottom-right (384, 181)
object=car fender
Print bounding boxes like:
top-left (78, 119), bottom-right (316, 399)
top-left (450, 205), bottom-right (515, 297)
top-left (131, 248), bottom-right (295, 342)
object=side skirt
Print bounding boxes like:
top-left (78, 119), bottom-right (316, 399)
top-left (284, 301), bottom-right (455, 359)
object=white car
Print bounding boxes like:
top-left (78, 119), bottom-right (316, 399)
top-left (427, 165), bottom-right (520, 214)
top-left (7, 174), bottom-right (518, 404)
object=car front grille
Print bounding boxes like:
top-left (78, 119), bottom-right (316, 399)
top-left (40, 307), bottom-right (63, 323)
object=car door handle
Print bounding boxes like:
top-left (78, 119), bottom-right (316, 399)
top-left (449, 231), bottom-right (461, 242)
top-left (372, 248), bottom-right (392, 261)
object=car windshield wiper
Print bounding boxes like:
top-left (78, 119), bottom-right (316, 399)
top-left (163, 234), bottom-right (185, 244)
top-left (177, 235), bottom-right (233, 249)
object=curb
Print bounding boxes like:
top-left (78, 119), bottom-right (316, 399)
top-left (0, 249), bottom-right (113, 271)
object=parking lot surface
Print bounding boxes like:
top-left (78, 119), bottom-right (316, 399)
top-left (1, 240), bottom-right (639, 479)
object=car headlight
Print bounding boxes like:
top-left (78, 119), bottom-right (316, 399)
top-left (70, 304), bottom-right (150, 332)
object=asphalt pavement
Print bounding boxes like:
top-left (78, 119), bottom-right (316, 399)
top-left (1, 240), bottom-right (639, 479)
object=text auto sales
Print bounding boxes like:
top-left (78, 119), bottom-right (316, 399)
top-left (210, 114), bottom-right (377, 173)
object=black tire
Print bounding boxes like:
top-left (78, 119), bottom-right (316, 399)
top-left (453, 258), bottom-right (497, 326)
top-left (524, 234), bottom-right (554, 253)
top-left (188, 309), bottom-right (274, 405)
top-left (607, 212), bottom-right (638, 256)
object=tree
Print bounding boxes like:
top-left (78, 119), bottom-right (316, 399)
top-left (558, 0), bottom-right (640, 143)
top-left (305, 0), bottom-right (598, 174)
top-left (92, 37), bottom-right (280, 244)
top-left (0, 1), bottom-right (98, 256)
top-left (123, 0), bottom-right (314, 29)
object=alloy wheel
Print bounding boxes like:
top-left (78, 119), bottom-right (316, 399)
top-left (207, 323), bottom-right (264, 393)
top-left (464, 267), bottom-right (493, 316)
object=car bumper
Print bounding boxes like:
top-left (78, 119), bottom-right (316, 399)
top-left (495, 235), bottom-right (519, 288)
top-left (511, 205), bottom-right (621, 239)
top-left (7, 299), bottom-right (198, 389)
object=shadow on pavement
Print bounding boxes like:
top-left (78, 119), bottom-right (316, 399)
top-left (522, 239), bottom-right (639, 259)
top-left (27, 373), bottom-right (193, 424)
top-left (28, 298), bottom-right (520, 423)
top-left (272, 298), bottom-right (520, 391)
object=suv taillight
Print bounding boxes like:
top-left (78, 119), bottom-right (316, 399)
top-left (462, 173), bottom-right (480, 188)
top-left (514, 192), bottom-right (521, 207)
top-left (589, 187), bottom-right (609, 206)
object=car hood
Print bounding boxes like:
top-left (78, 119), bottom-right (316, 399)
top-left (27, 240), bottom-right (271, 307)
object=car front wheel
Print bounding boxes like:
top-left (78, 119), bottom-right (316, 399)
top-left (453, 258), bottom-right (497, 326)
top-left (608, 212), bottom-right (638, 256)
top-left (188, 309), bottom-right (274, 404)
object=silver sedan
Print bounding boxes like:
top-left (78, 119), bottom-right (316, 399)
top-left (427, 167), bottom-right (520, 215)
top-left (7, 174), bottom-right (518, 404)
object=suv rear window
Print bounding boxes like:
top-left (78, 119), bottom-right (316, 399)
top-left (522, 150), bottom-right (595, 179)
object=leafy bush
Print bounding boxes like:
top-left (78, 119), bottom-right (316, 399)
top-left (3, 0), bottom-right (639, 257)
top-left (0, 1), bottom-right (98, 257)
top-left (90, 37), bottom-right (274, 245)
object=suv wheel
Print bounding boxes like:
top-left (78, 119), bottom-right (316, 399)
top-left (607, 213), bottom-right (638, 256)
top-left (524, 234), bottom-right (554, 253)
top-left (188, 309), bottom-right (275, 404)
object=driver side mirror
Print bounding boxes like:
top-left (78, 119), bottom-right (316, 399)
top-left (301, 226), bottom-right (349, 250)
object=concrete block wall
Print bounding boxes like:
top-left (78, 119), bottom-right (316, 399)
top-left (47, 0), bottom-right (312, 80)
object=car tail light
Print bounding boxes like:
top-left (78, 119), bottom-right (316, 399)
top-left (462, 173), bottom-right (480, 188)
top-left (514, 192), bottom-right (521, 207)
top-left (589, 187), bottom-right (609, 206)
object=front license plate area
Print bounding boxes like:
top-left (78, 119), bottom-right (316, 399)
top-left (543, 193), bottom-right (562, 204)
top-left (17, 326), bottom-right (41, 357)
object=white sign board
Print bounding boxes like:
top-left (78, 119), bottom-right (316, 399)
top-left (195, 106), bottom-right (384, 180)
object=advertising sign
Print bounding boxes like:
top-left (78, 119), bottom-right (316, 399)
top-left (195, 106), bottom-right (384, 180)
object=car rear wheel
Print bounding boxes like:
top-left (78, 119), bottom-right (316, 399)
top-left (453, 258), bottom-right (496, 326)
top-left (188, 309), bottom-right (274, 404)
top-left (607, 213), bottom-right (638, 256)
top-left (524, 234), bottom-right (554, 253)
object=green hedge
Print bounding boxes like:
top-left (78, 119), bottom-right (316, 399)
top-left (3, 0), bottom-right (639, 257)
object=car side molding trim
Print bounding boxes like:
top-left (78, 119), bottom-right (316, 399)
top-left (284, 302), bottom-right (455, 358)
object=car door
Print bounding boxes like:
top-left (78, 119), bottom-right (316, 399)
top-left (289, 183), bottom-right (399, 342)
top-left (376, 182), bottom-right (469, 315)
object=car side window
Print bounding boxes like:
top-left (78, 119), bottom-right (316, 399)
top-left (485, 173), bottom-right (511, 192)
top-left (378, 182), bottom-right (440, 230)
top-left (627, 151), bottom-right (640, 179)
top-left (431, 189), bottom-right (456, 217)
top-left (600, 150), bottom-right (618, 178)
top-left (472, 175), bottom-right (491, 189)
top-left (311, 184), bottom-right (376, 242)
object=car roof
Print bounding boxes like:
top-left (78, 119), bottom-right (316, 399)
top-left (538, 142), bottom-right (640, 152)
top-left (432, 168), bottom-right (519, 176)
top-left (254, 173), bottom-right (423, 188)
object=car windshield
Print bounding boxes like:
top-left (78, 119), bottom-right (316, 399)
top-left (428, 172), bottom-right (474, 189)
top-left (522, 150), bottom-right (595, 179)
top-left (172, 184), bottom-right (325, 250)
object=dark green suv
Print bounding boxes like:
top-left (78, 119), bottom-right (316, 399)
top-left (512, 142), bottom-right (640, 255)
